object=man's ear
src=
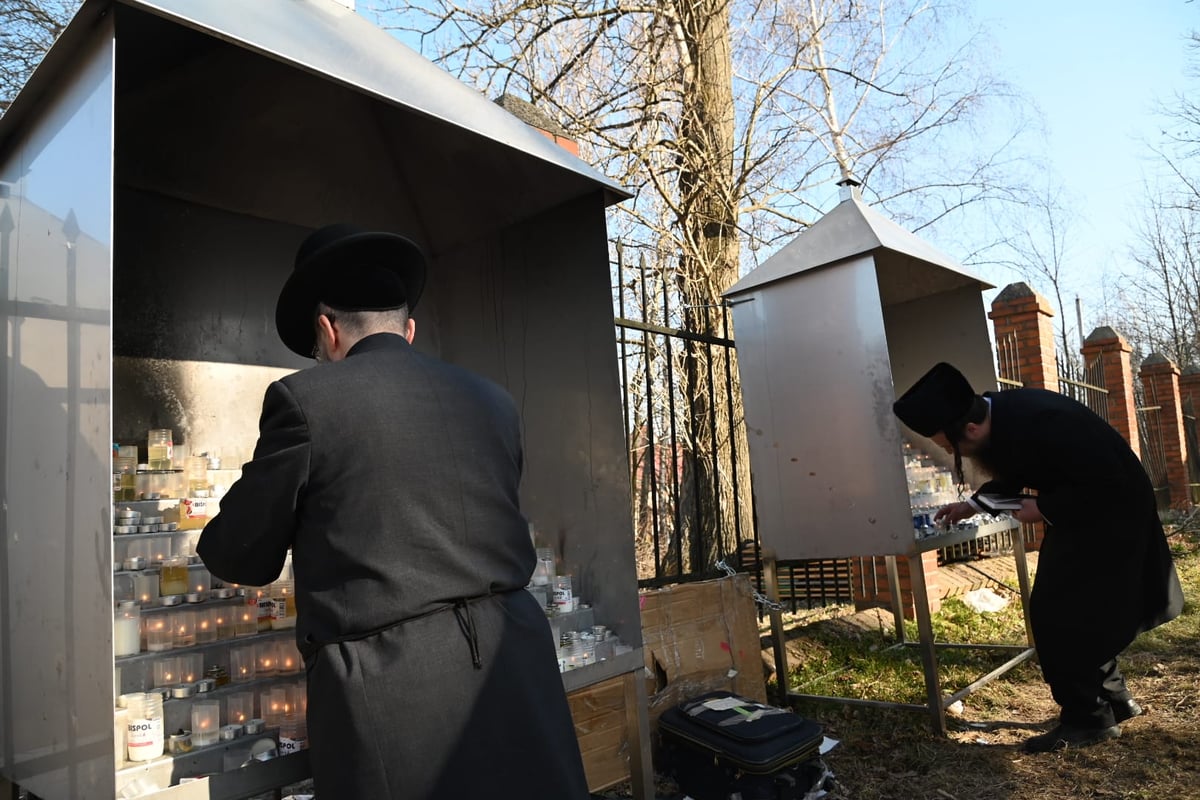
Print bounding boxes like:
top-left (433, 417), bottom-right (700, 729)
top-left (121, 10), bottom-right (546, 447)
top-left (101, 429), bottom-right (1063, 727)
top-left (404, 317), bottom-right (416, 344)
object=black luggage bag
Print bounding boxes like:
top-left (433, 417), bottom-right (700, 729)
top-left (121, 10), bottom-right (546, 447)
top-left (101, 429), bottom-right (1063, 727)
top-left (658, 691), bottom-right (826, 800)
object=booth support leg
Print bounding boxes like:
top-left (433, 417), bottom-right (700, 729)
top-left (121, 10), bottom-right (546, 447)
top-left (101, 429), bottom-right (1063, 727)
top-left (1013, 528), bottom-right (1035, 650)
top-left (908, 553), bottom-right (946, 735)
top-left (884, 556), bottom-right (906, 644)
top-left (624, 669), bottom-right (654, 800)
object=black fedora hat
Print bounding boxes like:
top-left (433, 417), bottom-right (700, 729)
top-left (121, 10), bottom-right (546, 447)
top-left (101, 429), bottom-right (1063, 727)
top-left (275, 224), bottom-right (427, 357)
top-left (892, 362), bottom-right (977, 437)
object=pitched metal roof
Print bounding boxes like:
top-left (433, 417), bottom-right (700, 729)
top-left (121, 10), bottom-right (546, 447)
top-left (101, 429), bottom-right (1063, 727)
top-left (0, 0), bottom-right (628, 203)
top-left (724, 194), bottom-right (991, 298)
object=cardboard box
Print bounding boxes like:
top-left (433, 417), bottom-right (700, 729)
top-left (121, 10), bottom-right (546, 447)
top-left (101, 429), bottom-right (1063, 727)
top-left (639, 574), bottom-right (766, 726)
top-left (568, 673), bottom-right (634, 792)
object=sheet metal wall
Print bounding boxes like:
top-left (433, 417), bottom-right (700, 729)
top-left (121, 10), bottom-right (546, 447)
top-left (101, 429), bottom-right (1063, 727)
top-left (731, 256), bottom-right (914, 561)
top-left (0, 16), bottom-right (116, 799)
top-left (730, 256), bottom-right (998, 561)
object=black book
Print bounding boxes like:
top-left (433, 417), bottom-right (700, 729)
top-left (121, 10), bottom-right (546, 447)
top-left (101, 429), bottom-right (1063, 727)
top-left (973, 493), bottom-right (1033, 514)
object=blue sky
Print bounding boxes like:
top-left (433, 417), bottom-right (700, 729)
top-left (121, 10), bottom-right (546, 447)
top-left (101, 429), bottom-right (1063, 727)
top-left (972, 1), bottom-right (1195, 327)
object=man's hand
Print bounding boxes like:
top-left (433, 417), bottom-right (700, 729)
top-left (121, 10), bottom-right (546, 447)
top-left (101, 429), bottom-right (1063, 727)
top-left (933, 502), bottom-right (974, 526)
top-left (1014, 498), bottom-right (1044, 525)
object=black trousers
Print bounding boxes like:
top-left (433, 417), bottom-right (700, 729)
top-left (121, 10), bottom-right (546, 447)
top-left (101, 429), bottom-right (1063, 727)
top-left (1039, 655), bottom-right (1131, 728)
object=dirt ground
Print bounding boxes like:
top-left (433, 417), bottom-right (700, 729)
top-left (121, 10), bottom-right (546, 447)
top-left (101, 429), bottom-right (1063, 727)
top-left (597, 527), bottom-right (1200, 800)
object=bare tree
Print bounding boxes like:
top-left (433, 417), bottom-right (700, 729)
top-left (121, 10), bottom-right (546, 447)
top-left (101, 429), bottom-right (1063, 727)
top-left (0, 0), bottom-right (80, 115)
top-left (993, 181), bottom-right (1079, 363)
top-left (364, 0), bottom-right (1035, 574)
top-left (1113, 194), bottom-right (1200, 369)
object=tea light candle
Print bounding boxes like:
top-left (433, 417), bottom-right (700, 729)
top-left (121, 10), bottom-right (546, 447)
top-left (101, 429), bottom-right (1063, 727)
top-left (230, 645), bottom-right (256, 683)
top-left (192, 569), bottom-right (211, 595)
top-left (234, 605), bottom-right (257, 638)
top-left (195, 608), bottom-right (217, 643)
top-left (180, 653), bottom-right (203, 684)
top-left (212, 587), bottom-right (235, 599)
top-left (172, 610), bottom-right (195, 648)
top-left (146, 618), bottom-right (173, 652)
top-left (255, 641), bottom-right (277, 677)
top-left (133, 572), bottom-right (159, 606)
top-left (278, 645), bottom-right (299, 675)
top-left (243, 718), bottom-right (266, 735)
top-left (214, 610), bottom-right (235, 640)
top-left (219, 724), bottom-right (242, 741)
top-left (225, 691), bottom-right (255, 725)
top-left (184, 592), bottom-right (203, 604)
top-left (191, 701), bottom-right (220, 747)
top-left (153, 657), bottom-right (181, 688)
top-left (170, 683), bottom-right (196, 699)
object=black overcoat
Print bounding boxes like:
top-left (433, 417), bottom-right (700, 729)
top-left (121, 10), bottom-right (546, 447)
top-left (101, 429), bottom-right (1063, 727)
top-left (974, 389), bottom-right (1183, 671)
top-left (198, 333), bottom-right (589, 798)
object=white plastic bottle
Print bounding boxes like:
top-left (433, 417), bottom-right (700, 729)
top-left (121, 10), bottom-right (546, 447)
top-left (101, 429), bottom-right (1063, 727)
top-left (125, 692), bottom-right (164, 762)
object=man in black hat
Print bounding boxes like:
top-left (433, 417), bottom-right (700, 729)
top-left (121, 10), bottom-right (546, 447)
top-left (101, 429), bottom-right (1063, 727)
top-left (198, 224), bottom-right (590, 798)
top-left (893, 362), bottom-right (1183, 753)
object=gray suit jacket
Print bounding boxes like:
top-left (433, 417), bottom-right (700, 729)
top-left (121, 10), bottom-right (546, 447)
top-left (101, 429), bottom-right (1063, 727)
top-left (199, 333), bottom-right (589, 798)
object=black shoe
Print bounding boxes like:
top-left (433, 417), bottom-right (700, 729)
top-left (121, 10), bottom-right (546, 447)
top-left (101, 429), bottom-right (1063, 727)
top-left (1022, 723), bottom-right (1121, 753)
top-left (1111, 698), bottom-right (1143, 724)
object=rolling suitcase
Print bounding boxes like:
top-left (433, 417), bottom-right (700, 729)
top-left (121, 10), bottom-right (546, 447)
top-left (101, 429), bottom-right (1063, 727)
top-left (658, 691), bottom-right (826, 800)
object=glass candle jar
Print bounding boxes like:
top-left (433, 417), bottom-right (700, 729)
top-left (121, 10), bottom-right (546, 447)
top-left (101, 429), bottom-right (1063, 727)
top-left (255, 640), bottom-right (277, 677)
top-left (145, 616), bottom-right (173, 652)
top-left (233, 602), bottom-right (258, 638)
top-left (225, 691), bottom-right (256, 726)
top-left (147, 429), bottom-right (173, 470)
top-left (153, 656), bottom-right (181, 688)
top-left (114, 457), bottom-right (137, 502)
top-left (278, 641), bottom-right (301, 675)
top-left (214, 608), bottom-right (235, 640)
top-left (180, 652), bottom-right (204, 684)
top-left (172, 609), bottom-right (195, 648)
top-left (230, 645), bottom-right (256, 683)
top-left (191, 700), bottom-right (221, 747)
top-left (159, 555), bottom-right (189, 597)
top-left (194, 607), bottom-right (217, 643)
top-left (132, 571), bottom-right (159, 606)
top-left (113, 602), bottom-right (141, 658)
top-left (270, 580), bottom-right (296, 630)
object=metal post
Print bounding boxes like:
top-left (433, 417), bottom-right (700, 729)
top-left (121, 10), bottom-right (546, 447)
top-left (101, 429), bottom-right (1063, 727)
top-left (762, 548), bottom-right (790, 705)
top-left (884, 556), bottom-right (907, 644)
top-left (907, 553), bottom-right (946, 735)
top-left (1012, 525), bottom-right (1035, 649)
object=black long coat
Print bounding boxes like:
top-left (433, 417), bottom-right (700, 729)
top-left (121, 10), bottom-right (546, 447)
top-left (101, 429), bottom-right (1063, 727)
top-left (198, 333), bottom-right (589, 799)
top-left (974, 389), bottom-right (1183, 670)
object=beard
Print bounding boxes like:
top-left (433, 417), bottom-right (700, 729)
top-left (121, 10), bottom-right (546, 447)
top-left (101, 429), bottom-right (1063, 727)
top-left (952, 435), bottom-right (998, 486)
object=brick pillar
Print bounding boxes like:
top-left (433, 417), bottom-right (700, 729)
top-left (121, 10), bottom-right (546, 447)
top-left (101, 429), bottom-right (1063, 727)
top-left (1081, 326), bottom-right (1140, 457)
top-left (1139, 354), bottom-right (1192, 509)
top-left (989, 283), bottom-right (1059, 392)
top-left (851, 553), bottom-right (941, 620)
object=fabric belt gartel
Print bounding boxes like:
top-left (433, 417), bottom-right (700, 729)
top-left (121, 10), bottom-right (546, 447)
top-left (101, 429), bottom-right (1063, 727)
top-left (300, 589), bottom-right (518, 669)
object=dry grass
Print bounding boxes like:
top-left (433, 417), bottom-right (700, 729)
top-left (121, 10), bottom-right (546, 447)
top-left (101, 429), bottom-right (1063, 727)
top-left (597, 519), bottom-right (1200, 800)
top-left (792, 523), bottom-right (1200, 800)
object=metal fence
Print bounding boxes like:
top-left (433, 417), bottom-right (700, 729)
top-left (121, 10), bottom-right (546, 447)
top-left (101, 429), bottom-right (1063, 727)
top-left (1184, 396), bottom-right (1200, 505)
top-left (996, 331), bottom-right (1023, 390)
top-left (1136, 378), bottom-right (1171, 509)
top-left (1057, 354), bottom-right (1109, 422)
top-left (614, 245), bottom-right (748, 587)
top-left (613, 244), bottom-right (852, 604)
